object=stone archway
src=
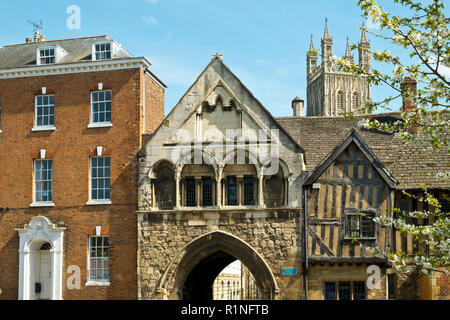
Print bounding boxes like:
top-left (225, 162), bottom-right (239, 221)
top-left (158, 230), bottom-right (279, 300)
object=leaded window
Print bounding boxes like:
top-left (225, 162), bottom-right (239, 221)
top-left (34, 159), bottom-right (53, 203)
top-left (91, 90), bottom-right (111, 124)
top-left (35, 95), bottom-right (54, 127)
top-left (346, 212), bottom-right (375, 238)
top-left (227, 178), bottom-right (237, 205)
top-left (90, 156), bottom-right (110, 201)
top-left (338, 281), bottom-right (352, 300)
top-left (324, 282), bottom-right (337, 300)
top-left (352, 281), bottom-right (366, 300)
top-left (244, 177), bottom-right (255, 205)
top-left (202, 178), bottom-right (213, 206)
top-left (89, 236), bottom-right (109, 282)
top-left (324, 281), bottom-right (366, 300)
top-left (185, 179), bottom-right (196, 207)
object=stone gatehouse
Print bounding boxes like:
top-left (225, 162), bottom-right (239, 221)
top-left (137, 55), bottom-right (305, 300)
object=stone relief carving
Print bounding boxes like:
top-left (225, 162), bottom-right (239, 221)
top-left (139, 182), bottom-right (153, 210)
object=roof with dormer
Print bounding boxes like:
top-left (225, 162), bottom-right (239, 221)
top-left (0, 35), bottom-right (133, 69)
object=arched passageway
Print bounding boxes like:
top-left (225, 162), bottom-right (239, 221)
top-left (158, 231), bottom-right (279, 300)
top-left (182, 250), bottom-right (237, 300)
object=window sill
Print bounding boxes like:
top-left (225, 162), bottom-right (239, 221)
top-left (87, 122), bottom-right (113, 129)
top-left (85, 281), bottom-right (110, 287)
top-left (30, 202), bottom-right (55, 208)
top-left (344, 237), bottom-right (376, 241)
top-left (86, 200), bottom-right (112, 206)
top-left (31, 126), bottom-right (56, 132)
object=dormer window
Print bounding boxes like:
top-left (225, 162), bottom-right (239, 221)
top-left (40, 48), bottom-right (55, 65)
top-left (95, 43), bottom-right (111, 60)
top-left (36, 45), bottom-right (67, 65)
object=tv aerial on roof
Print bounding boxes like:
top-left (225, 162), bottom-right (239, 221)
top-left (28, 20), bottom-right (43, 35)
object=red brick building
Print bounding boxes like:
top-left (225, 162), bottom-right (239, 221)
top-left (0, 34), bottom-right (165, 299)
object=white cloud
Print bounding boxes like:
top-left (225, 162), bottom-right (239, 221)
top-left (367, 19), bottom-right (381, 30)
top-left (437, 63), bottom-right (450, 79)
top-left (430, 56), bottom-right (450, 79)
top-left (142, 14), bottom-right (158, 24)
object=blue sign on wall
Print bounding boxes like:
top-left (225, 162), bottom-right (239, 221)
top-left (282, 267), bottom-right (297, 275)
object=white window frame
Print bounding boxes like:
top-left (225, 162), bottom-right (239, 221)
top-left (92, 42), bottom-right (112, 61)
top-left (38, 47), bottom-right (55, 65)
top-left (36, 45), bottom-right (68, 66)
top-left (31, 158), bottom-right (55, 207)
top-left (86, 235), bottom-right (110, 286)
top-left (32, 94), bottom-right (56, 131)
top-left (87, 90), bottom-right (112, 128)
top-left (86, 156), bottom-right (111, 206)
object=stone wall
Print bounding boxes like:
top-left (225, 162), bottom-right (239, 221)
top-left (137, 209), bottom-right (303, 300)
top-left (307, 264), bottom-right (387, 300)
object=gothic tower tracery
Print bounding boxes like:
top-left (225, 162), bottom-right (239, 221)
top-left (306, 19), bottom-right (372, 116)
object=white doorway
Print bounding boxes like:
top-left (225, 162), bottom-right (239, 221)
top-left (16, 216), bottom-right (66, 300)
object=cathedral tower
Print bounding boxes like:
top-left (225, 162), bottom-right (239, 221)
top-left (306, 20), bottom-right (372, 116)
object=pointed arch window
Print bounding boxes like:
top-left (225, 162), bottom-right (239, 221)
top-left (337, 91), bottom-right (344, 113)
top-left (352, 92), bottom-right (359, 110)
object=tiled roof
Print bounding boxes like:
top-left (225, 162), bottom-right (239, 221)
top-left (276, 113), bottom-right (450, 190)
top-left (0, 35), bottom-right (133, 69)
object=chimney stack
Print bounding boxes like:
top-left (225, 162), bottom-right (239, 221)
top-left (401, 77), bottom-right (417, 112)
top-left (25, 37), bottom-right (32, 43)
top-left (292, 97), bottom-right (304, 117)
top-left (40, 34), bottom-right (45, 42)
top-left (33, 32), bottom-right (40, 43)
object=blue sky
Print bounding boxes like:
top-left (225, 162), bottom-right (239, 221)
top-left (0, 0), bottom-right (415, 116)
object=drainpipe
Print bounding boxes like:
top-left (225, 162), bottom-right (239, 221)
top-left (302, 187), bottom-right (309, 300)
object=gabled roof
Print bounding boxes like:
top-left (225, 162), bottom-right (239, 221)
top-left (147, 55), bottom-right (304, 152)
top-left (0, 35), bottom-right (133, 69)
top-left (304, 129), bottom-right (398, 188)
top-left (277, 114), bottom-right (450, 190)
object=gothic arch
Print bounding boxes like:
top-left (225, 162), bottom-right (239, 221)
top-left (157, 230), bottom-right (279, 300)
top-left (152, 160), bottom-right (177, 210)
top-left (176, 149), bottom-right (218, 176)
top-left (222, 148), bottom-right (261, 175)
top-left (261, 157), bottom-right (291, 178)
top-left (148, 159), bottom-right (177, 179)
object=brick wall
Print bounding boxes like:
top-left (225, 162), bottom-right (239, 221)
top-left (144, 72), bottom-right (165, 134)
top-left (0, 67), bottom-right (164, 299)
